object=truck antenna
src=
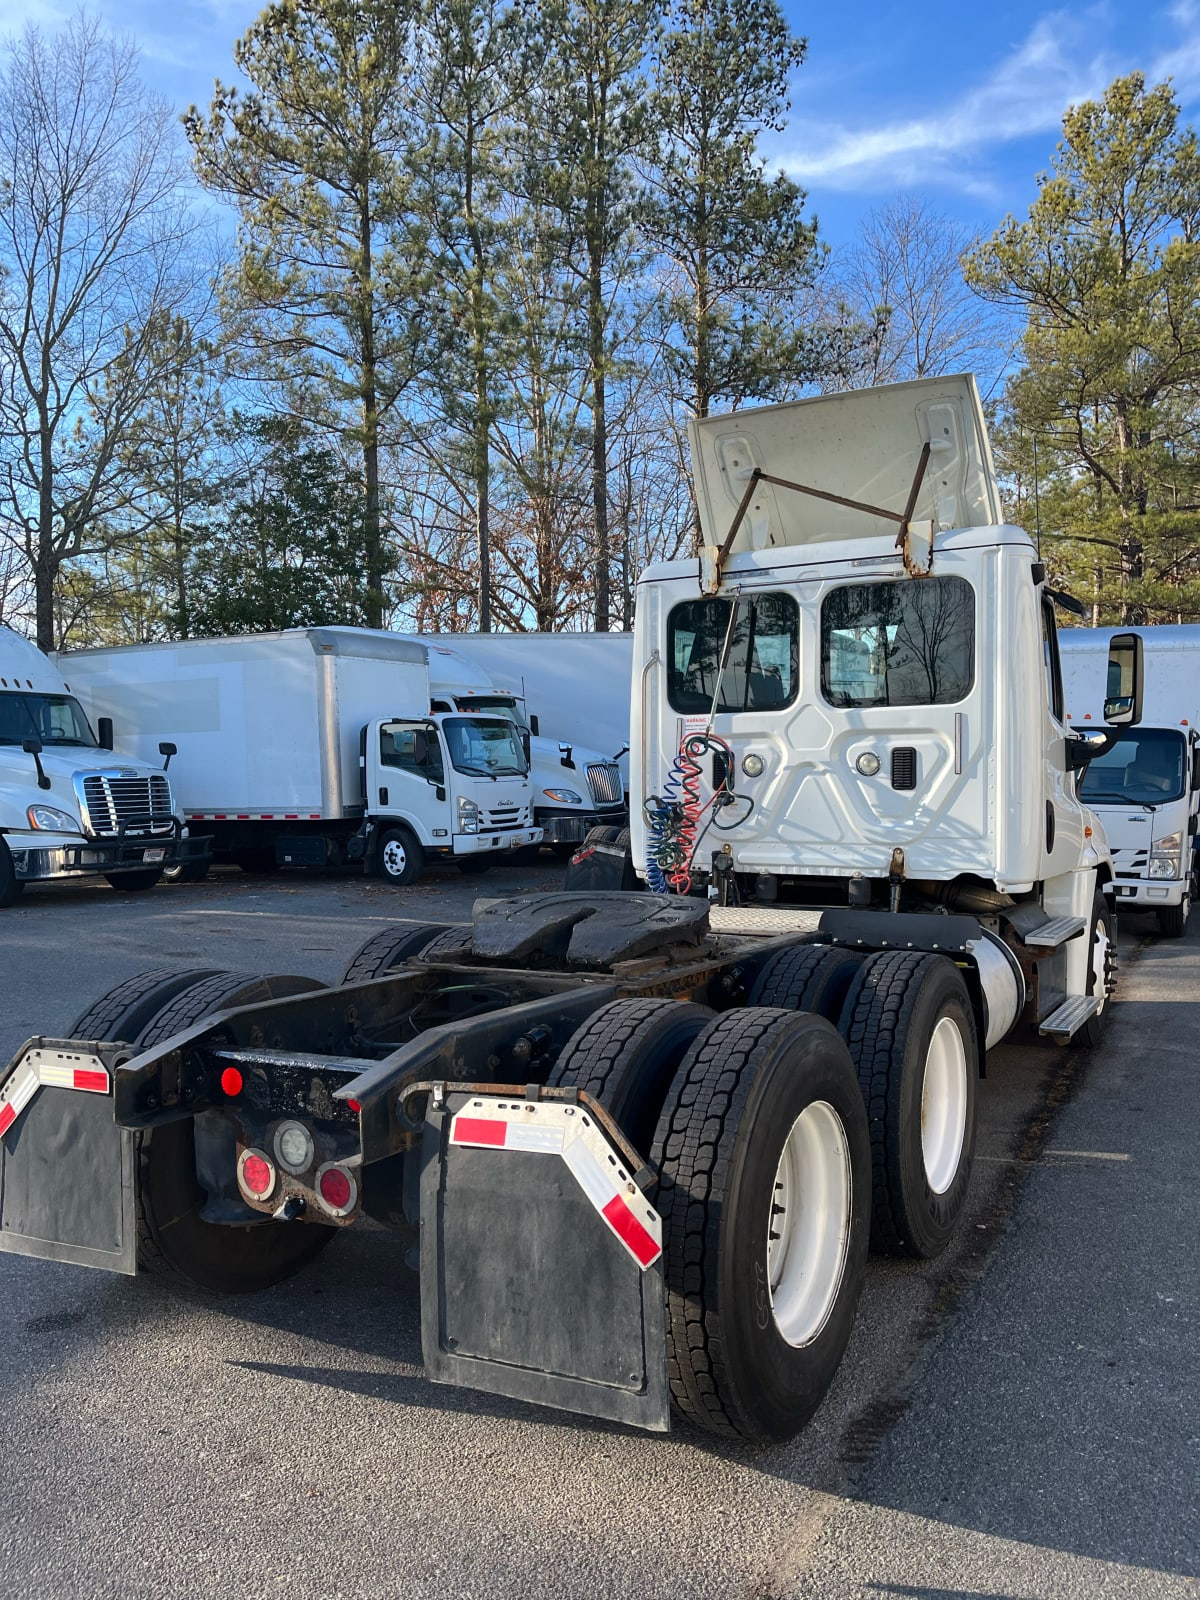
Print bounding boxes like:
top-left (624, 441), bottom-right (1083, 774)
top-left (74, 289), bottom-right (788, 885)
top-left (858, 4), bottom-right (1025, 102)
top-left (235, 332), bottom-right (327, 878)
top-left (1032, 436), bottom-right (1042, 557)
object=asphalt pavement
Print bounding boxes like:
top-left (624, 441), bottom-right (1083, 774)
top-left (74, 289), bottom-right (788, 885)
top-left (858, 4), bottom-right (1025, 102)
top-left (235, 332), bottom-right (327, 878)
top-left (796, 913), bottom-right (1200, 1599)
top-left (0, 867), bottom-right (1195, 1599)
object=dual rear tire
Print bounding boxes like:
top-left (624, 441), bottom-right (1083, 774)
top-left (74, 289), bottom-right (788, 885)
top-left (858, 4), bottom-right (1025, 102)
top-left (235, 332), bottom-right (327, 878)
top-left (753, 941), bottom-right (980, 1259)
top-left (551, 997), bottom-right (871, 1444)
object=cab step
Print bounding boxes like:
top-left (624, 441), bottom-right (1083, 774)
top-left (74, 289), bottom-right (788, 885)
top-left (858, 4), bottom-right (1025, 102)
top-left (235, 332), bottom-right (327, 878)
top-left (1021, 916), bottom-right (1086, 949)
top-left (1038, 994), bottom-right (1101, 1038)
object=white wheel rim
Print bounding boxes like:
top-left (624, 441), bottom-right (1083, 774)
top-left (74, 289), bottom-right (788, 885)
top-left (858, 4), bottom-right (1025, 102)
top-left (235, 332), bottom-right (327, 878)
top-left (1092, 918), bottom-right (1110, 1013)
top-left (921, 1015), bottom-right (968, 1195)
top-left (767, 1100), bottom-right (853, 1348)
top-left (382, 839), bottom-right (407, 877)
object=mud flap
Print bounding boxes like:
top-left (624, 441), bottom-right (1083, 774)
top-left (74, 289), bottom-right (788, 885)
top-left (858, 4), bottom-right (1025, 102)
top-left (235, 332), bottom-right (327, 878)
top-left (0, 1043), bottom-right (138, 1274)
top-left (420, 1088), bottom-right (670, 1431)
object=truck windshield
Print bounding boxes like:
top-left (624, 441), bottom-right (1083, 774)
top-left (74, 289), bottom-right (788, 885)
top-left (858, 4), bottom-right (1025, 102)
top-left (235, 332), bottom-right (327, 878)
top-left (1078, 728), bottom-right (1186, 805)
top-left (443, 716), bottom-right (528, 777)
top-left (821, 577), bottom-right (975, 707)
top-left (667, 594), bottom-right (798, 714)
top-left (0, 692), bottom-right (97, 747)
top-left (454, 695), bottom-right (531, 736)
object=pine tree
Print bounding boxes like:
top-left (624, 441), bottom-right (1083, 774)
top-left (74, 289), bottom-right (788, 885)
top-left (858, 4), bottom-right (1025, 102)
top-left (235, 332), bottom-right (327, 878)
top-left (967, 74), bottom-right (1200, 623)
top-left (184, 0), bottom-right (432, 627)
top-left (642, 0), bottom-right (822, 422)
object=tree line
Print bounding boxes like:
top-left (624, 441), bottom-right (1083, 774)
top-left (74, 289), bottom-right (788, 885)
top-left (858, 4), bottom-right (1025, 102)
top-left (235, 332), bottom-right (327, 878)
top-left (0, 5), bottom-right (1195, 649)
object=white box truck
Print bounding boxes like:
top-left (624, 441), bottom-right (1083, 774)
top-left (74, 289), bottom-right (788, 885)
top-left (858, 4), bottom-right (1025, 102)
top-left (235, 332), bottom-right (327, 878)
top-left (1060, 625), bottom-right (1200, 935)
top-left (401, 637), bottom-right (628, 852)
top-left (61, 628), bottom-right (540, 883)
top-left (0, 376), bottom-right (1146, 1452)
top-left (0, 625), bottom-right (208, 906)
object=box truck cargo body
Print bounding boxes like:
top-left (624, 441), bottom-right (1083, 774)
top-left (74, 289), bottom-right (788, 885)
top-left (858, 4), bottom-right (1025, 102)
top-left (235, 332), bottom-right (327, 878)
top-left (0, 626), bottom-right (207, 905)
top-left (61, 630), bottom-right (540, 882)
top-left (1060, 625), bottom-right (1200, 935)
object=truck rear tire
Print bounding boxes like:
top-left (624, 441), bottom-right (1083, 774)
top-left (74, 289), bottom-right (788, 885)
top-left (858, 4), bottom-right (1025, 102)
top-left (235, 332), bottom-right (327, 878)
top-left (1157, 896), bottom-right (1189, 938)
top-left (377, 826), bottom-right (424, 886)
top-left (71, 969), bottom-right (336, 1292)
top-left (749, 943), bottom-right (864, 1023)
top-left (0, 838), bottom-right (25, 907)
top-left (547, 998), bottom-right (712, 1156)
top-left (838, 951), bottom-right (978, 1259)
top-left (339, 922), bottom-right (463, 984)
top-left (104, 869), bottom-right (163, 892)
top-left (650, 1008), bottom-right (870, 1443)
top-left (416, 926), bottom-right (474, 961)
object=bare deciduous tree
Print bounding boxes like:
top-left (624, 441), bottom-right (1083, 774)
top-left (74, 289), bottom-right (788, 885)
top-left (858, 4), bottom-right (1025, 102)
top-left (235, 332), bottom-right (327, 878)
top-left (835, 197), bottom-right (1013, 394)
top-left (0, 14), bottom-right (208, 649)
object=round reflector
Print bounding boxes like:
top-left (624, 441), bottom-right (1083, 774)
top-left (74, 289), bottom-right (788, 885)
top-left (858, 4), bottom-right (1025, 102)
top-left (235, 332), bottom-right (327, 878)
top-left (238, 1147), bottom-right (276, 1200)
top-left (273, 1119), bottom-right (314, 1175)
top-left (220, 1067), bottom-right (243, 1097)
top-left (316, 1162), bottom-right (356, 1216)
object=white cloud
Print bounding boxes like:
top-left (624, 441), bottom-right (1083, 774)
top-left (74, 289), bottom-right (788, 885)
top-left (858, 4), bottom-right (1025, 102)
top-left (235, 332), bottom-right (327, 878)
top-left (777, 4), bottom-right (1200, 194)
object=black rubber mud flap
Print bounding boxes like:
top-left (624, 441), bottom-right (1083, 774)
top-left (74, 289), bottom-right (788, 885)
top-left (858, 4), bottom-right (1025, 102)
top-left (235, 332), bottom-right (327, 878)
top-left (420, 1088), bottom-right (670, 1431)
top-left (0, 1044), bottom-right (138, 1275)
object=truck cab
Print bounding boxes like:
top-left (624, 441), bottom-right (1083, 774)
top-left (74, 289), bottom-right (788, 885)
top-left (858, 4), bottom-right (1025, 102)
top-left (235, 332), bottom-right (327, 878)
top-left (629, 375), bottom-right (1135, 1045)
top-left (421, 643), bottom-right (627, 850)
top-left (364, 710), bottom-right (540, 880)
top-left (0, 626), bottom-right (205, 905)
top-left (1060, 626), bottom-right (1200, 937)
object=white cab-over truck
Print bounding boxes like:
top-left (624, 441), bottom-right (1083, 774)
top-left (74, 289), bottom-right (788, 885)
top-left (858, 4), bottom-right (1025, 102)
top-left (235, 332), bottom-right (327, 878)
top-left (1060, 625), bottom-right (1200, 936)
top-left (0, 377), bottom-right (1141, 1451)
top-left (0, 626), bottom-right (208, 906)
top-left (421, 630), bottom-right (635, 793)
top-left (407, 638), bottom-right (627, 852)
top-left (61, 628), bottom-right (540, 884)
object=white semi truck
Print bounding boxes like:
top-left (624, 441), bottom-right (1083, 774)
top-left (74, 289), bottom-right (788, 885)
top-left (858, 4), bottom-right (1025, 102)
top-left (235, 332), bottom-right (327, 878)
top-left (61, 629), bottom-right (540, 883)
top-left (0, 626), bottom-right (208, 906)
top-left (410, 639), bottom-right (627, 852)
top-left (1060, 624), bottom-right (1200, 936)
top-left (0, 377), bottom-right (1141, 1449)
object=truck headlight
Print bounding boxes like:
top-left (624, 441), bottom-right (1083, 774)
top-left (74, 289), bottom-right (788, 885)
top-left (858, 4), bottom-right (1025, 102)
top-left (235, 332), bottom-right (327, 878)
top-left (27, 804), bottom-right (80, 832)
top-left (457, 796), bottom-right (480, 834)
top-left (542, 788), bottom-right (583, 804)
top-left (1149, 831), bottom-right (1183, 877)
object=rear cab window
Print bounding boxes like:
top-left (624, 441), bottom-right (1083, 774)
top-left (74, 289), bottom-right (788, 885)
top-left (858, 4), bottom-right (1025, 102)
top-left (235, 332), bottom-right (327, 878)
top-left (667, 594), bottom-right (799, 715)
top-left (820, 577), bottom-right (975, 708)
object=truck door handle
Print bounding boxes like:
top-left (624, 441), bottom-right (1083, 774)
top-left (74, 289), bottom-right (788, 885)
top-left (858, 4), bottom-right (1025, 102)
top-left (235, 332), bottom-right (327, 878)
top-left (379, 786), bottom-right (389, 807)
top-left (1046, 800), bottom-right (1055, 853)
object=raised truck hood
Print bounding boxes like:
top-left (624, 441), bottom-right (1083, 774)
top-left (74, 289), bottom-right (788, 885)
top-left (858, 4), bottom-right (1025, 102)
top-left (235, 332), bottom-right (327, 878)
top-left (689, 374), bottom-right (1003, 592)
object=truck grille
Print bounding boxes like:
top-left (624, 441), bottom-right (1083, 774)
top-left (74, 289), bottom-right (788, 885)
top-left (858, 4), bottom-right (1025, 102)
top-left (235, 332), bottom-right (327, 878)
top-left (75, 772), bottom-right (174, 838)
top-left (586, 762), bottom-right (624, 806)
top-left (483, 803), bottom-right (529, 833)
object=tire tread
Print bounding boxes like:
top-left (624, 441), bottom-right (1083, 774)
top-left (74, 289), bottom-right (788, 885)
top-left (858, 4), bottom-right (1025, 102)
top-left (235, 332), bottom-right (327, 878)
top-left (650, 1008), bottom-right (789, 1437)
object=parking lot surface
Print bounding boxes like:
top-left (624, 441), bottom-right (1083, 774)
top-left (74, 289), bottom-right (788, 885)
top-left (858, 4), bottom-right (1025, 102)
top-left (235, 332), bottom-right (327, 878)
top-left (0, 865), bottom-right (1195, 1599)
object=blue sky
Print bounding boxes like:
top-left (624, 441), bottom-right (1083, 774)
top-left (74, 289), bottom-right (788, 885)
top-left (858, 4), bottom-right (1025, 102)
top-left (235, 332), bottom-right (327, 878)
top-left (5, 0), bottom-right (1199, 249)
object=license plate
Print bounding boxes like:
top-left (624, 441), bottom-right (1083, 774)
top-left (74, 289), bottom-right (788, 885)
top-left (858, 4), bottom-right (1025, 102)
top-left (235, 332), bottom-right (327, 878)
top-left (142, 847), bottom-right (167, 864)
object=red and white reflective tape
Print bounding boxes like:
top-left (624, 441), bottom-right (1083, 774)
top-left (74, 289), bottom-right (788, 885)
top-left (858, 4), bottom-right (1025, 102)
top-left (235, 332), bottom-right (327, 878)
top-left (0, 1047), bottom-right (111, 1141)
top-left (449, 1099), bottom-right (662, 1270)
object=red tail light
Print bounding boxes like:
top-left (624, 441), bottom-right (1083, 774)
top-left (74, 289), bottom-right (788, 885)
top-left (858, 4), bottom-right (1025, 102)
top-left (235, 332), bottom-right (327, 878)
top-left (220, 1067), bottom-right (243, 1097)
top-left (238, 1147), bottom-right (276, 1200)
top-left (316, 1162), bottom-right (357, 1217)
